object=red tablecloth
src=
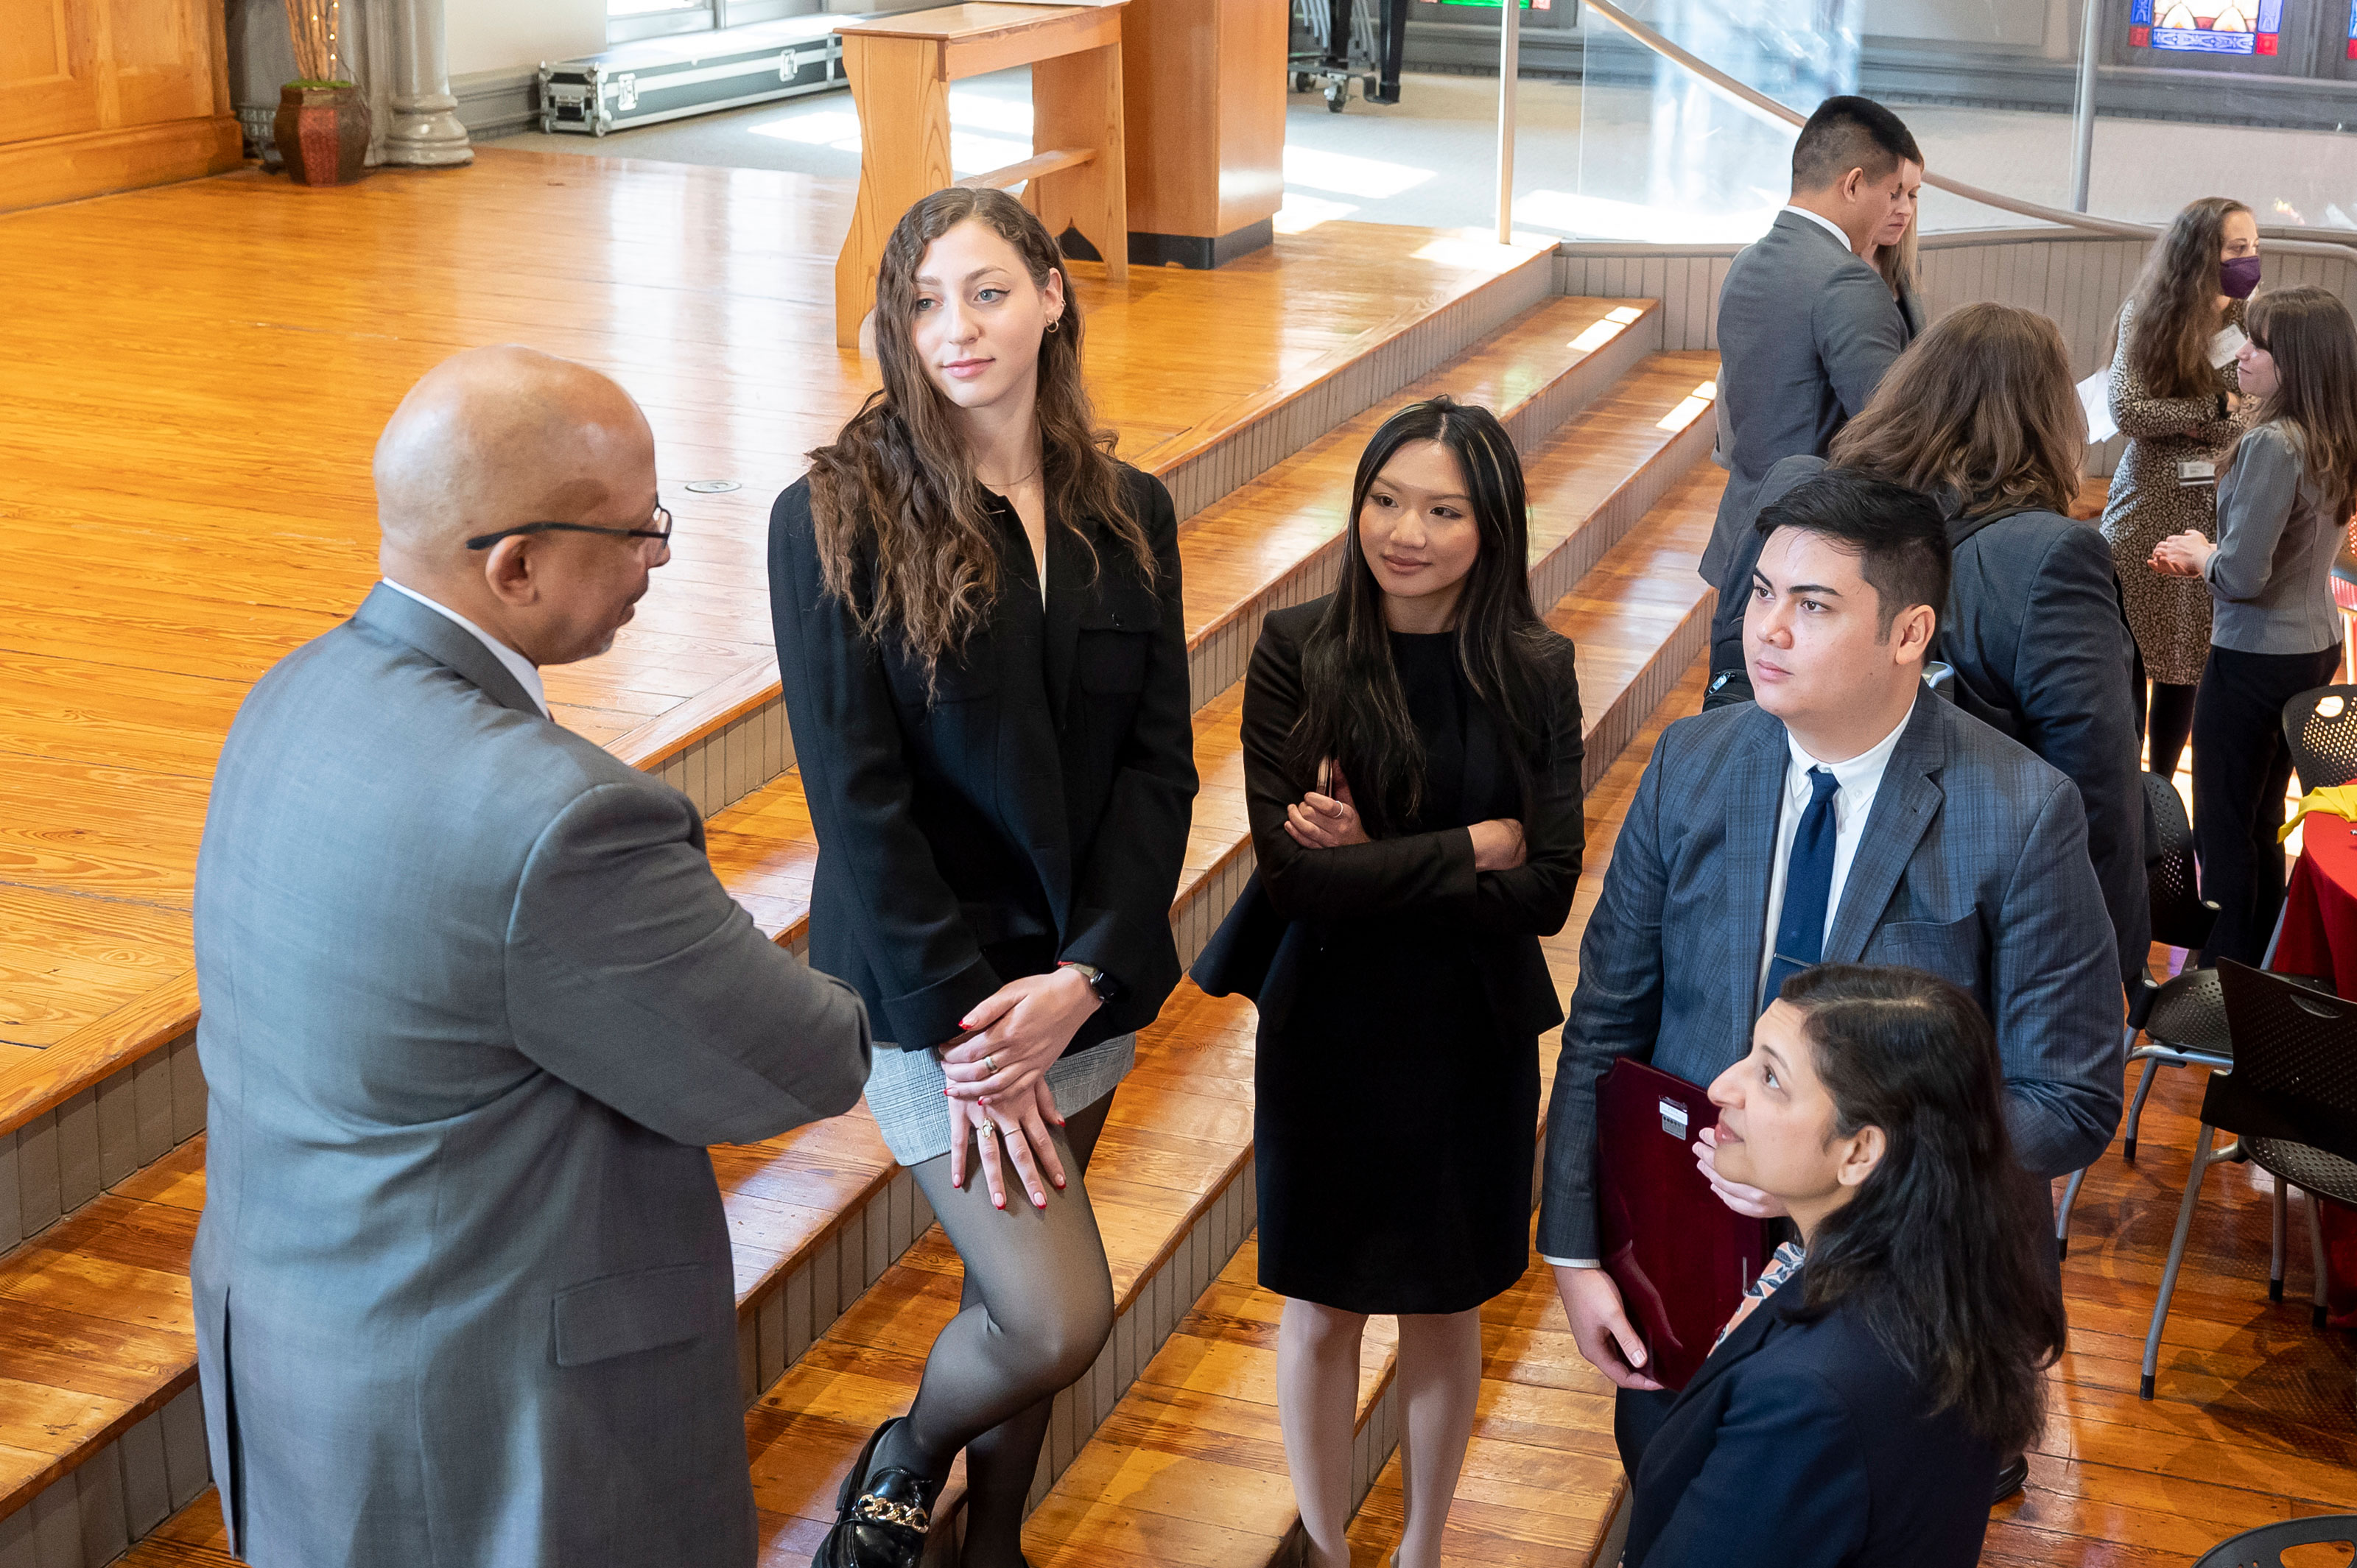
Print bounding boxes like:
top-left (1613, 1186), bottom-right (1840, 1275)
top-left (2264, 820), bottom-right (2357, 1325)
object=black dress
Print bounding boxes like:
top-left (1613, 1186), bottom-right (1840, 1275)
top-left (1241, 606), bottom-right (1584, 1315)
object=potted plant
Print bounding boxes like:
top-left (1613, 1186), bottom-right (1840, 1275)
top-left (273, 1), bottom-right (369, 186)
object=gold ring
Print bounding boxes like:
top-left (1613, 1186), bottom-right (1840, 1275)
top-left (984, 1053), bottom-right (999, 1075)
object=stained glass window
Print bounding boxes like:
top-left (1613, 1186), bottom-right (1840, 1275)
top-left (2129, 0), bottom-right (2283, 55)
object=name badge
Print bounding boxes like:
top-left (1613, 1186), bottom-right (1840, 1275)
top-left (2210, 325), bottom-right (2249, 369)
top-left (1659, 1097), bottom-right (1690, 1140)
top-left (2177, 459), bottom-right (2217, 488)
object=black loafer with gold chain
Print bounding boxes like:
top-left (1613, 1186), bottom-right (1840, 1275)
top-left (813, 1417), bottom-right (940, 1568)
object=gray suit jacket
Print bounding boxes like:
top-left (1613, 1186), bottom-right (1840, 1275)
top-left (191, 584), bottom-right (871, 1568)
top-left (1701, 211), bottom-right (1914, 586)
top-left (1536, 693), bottom-right (2122, 1261)
top-left (1709, 455), bottom-right (2150, 985)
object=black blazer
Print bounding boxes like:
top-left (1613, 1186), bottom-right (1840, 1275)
top-left (1707, 454), bottom-right (2149, 985)
top-left (1232, 599), bottom-right (1584, 1038)
top-left (767, 464), bottom-right (1198, 1053)
top-left (1626, 1268), bottom-right (1998, 1568)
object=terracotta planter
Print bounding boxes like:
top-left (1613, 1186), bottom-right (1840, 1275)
top-left (273, 84), bottom-right (370, 187)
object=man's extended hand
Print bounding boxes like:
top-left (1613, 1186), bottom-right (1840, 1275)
top-left (1553, 1264), bottom-right (1665, 1392)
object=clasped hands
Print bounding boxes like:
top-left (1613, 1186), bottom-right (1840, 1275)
top-left (2149, 530), bottom-right (2216, 578)
top-left (938, 965), bottom-right (1100, 1212)
top-left (1283, 762), bottom-right (1528, 871)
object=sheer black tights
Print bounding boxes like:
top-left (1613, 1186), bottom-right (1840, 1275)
top-left (873, 1093), bottom-right (1117, 1568)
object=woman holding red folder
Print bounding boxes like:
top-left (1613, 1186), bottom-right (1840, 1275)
top-left (1621, 965), bottom-right (2066, 1568)
top-left (1217, 397), bottom-right (1586, 1568)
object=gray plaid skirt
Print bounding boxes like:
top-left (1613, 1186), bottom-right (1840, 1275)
top-left (863, 1033), bottom-right (1137, 1167)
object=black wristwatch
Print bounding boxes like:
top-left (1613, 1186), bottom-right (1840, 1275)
top-left (1058, 960), bottom-right (1120, 1003)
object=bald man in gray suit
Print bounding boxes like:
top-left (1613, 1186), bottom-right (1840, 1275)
top-left (192, 348), bottom-right (871, 1567)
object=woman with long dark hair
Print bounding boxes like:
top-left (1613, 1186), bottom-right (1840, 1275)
top-left (1230, 397), bottom-right (1584, 1568)
top-left (1623, 965), bottom-right (2067, 1568)
top-left (2152, 284), bottom-right (2357, 966)
top-left (2100, 195), bottom-right (2263, 779)
top-left (771, 186), bottom-right (1196, 1568)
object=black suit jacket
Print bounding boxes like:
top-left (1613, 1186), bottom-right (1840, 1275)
top-left (1626, 1268), bottom-right (1998, 1568)
top-left (1707, 454), bottom-right (2149, 984)
top-left (1234, 600), bottom-right (1585, 1038)
top-left (767, 465), bottom-right (1198, 1053)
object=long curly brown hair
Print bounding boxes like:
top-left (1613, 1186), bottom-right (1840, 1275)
top-left (2125, 195), bottom-right (2251, 401)
top-left (1829, 303), bottom-right (2085, 519)
top-left (806, 186), bottom-right (1150, 673)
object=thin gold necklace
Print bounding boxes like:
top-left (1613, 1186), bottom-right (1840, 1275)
top-left (979, 458), bottom-right (1042, 492)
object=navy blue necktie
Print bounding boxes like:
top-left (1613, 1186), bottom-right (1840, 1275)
top-left (1765, 767), bottom-right (1841, 1006)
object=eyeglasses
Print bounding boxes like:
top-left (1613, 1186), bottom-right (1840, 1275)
top-left (466, 503), bottom-right (672, 552)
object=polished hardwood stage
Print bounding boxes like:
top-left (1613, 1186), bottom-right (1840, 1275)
top-left (0, 147), bottom-right (1545, 1075)
top-left (8, 149), bottom-right (2357, 1567)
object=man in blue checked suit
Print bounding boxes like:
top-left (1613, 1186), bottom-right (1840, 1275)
top-left (1537, 470), bottom-right (2121, 1491)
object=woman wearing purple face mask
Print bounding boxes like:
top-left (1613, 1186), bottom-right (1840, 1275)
top-left (2099, 196), bottom-right (2261, 783)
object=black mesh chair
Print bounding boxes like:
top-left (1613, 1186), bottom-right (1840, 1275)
top-left (2123, 772), bottom-right (2227, 1164)
top-left (2283, 684), bottom-right (2357, 790)
top-left (2139, 960), bottom-right (2357, 1399)
top-left (2193, 1515), bottom-right (2357, 1568)
top-left (2053, 774), bottom-right (2224, 1258)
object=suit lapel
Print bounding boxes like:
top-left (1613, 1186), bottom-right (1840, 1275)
top-left (1724, 715), bottom-right (1788, 1024)
top-left (1824, 695), bottom-right (1946, 964)
top-left (351, 583), bottom-right (541, 719)
top-left (1041, 511), bottom-right (1085, 723)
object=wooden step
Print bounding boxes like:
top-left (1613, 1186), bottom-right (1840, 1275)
top-left (1338, 1251), bottom-right (1626, 1568)
top-left (1177, 317), bottom-right (1693, 710)
top-left (88, 483), bottom-right (1724, 1568)
top-left (1015, 658), bottom-right (1707, 1568)
top-left (6, 325), bottom-right (1720, 1568)
top-left (0, 207), bottom-right (1564, 1273)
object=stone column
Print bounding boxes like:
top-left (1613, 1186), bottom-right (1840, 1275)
top-left (384, 0), bottom-right (474, 167)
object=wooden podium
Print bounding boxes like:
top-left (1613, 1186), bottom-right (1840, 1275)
top-left (833, 2), bottom-right (1130, 349)
top-left (1120, 0), bottom-right (1285, 269)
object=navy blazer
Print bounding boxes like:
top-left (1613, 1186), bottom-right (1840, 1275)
top-left (1707, 454), bottom-right (2149, 985)
top-left (1624, 1268), bottom-right (1999, 1568)
top-left (1536, 693), bottom-right (2122, 1261)
top-left (767, 465), bottom-right (1198, 1053)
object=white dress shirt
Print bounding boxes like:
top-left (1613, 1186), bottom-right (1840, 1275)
top-left (1543, 700), bottom-right (1916, 1270)
top-left (1780, 203), bottom-right (1856, 252)
top-left (1752, 702), bottom-right (1913, 1009)
top-left (379, 579), bottom-right (550, 718)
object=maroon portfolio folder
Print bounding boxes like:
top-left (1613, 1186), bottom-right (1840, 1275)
top-left (1595, 1058), bottom-right (1771, 1391)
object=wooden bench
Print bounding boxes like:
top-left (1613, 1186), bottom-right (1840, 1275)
top-left (4, 295), bottom-right (1718, 1567)
top-left (91, 393), bottom-right (1725, 1568)
top-left (832, 2), bottom-right (1131, 348)
top-left (1017, 654), bottom-right (1710, 1567)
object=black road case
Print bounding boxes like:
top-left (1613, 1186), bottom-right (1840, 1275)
top-left (539, 15), bottom-right (844, 136)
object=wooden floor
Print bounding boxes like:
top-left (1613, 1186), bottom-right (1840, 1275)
top-left (0, 148), bottom-right (1546, 1075)
top-left (88, 667), bottom-right (2357, 1568)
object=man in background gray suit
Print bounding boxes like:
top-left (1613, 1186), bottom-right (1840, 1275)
top-left (1539, 471), bottom-right (2120, 1495)
top-left (192, 347), bottom-right (872, 1567)
top-left (1703, 96), bottom-right (1924, 701)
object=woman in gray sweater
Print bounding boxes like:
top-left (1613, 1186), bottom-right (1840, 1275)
top-left (2153, 284), bottom-right (2357, 964)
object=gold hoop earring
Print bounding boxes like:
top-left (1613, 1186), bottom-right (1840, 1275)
top-left (1047, 316), bottom-right (1062, 334)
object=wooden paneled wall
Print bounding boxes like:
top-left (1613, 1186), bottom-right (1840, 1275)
top-left (1557, 230), bottom-right (2357, 476)
top-left (0, 0), bottom-right (242, 213)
